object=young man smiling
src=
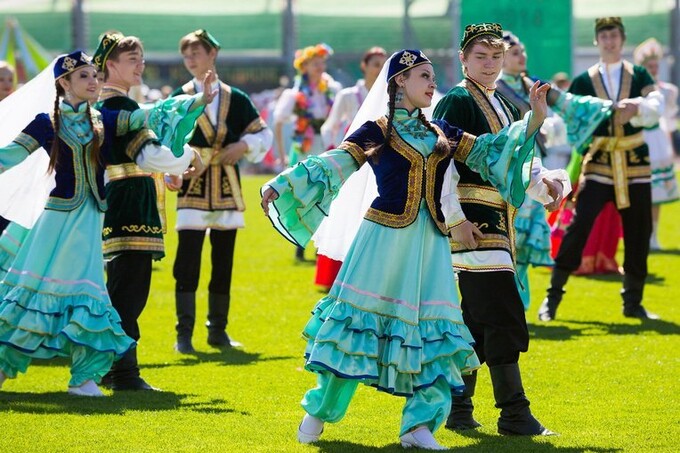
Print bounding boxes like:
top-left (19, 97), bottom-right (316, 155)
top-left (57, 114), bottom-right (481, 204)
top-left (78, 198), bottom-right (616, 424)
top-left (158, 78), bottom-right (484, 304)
top-left (93, 31), bottom-right (206, 391)
top-left (169, 30), bottom-right (272, 354)
top-left (539, 17), bottom-right (663, 322)
top-left (433, 23), bottom-right (570, 436)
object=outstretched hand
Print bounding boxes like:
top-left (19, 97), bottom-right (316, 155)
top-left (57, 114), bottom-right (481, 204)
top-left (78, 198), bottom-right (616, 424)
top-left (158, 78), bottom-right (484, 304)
top-left (450, 220), bottom-right (484, 249)
top-left (528, 80), bottom-right (551, 124)
top-left (543, 177), bottom-right (564, 212)
top-left (261, 187), bottom-right (279, 215)
top-left (201, 70), bottom-right (218, 105)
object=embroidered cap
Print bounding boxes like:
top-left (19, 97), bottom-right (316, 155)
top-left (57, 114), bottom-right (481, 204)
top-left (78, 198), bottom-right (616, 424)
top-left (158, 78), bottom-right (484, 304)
top-left (503, 30), bottom-right (520, 48)
top-left (387, 49), bottom-right (431, 82)
top-left (595, 17), bottom-right (625, 34)
top-left (461, 23), bottom-right (503, 51)
top-left (54, 50), bottom-right (94, 80)
top-left (93, 32), bottom-right (124, 71)
top-left (194, 29), bottom-right (221, 50)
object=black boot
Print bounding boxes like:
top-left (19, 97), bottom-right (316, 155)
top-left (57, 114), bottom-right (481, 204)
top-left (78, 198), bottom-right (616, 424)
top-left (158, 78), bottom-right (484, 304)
top-left (446, 371), bottom-right (482, 430)
top-left (109, 348), bottom-right (158, 391)
top-left (621, 275), bottom-right (658, 319)
top-left (538, 268), bottom-right (570, 322)
top-left (207, 292), bottom-right (241, 347)
top-left (490, 363), bottom-right (554, 436)
top-left (175, 292), bottom-right (196, 354)
top-left (295, 246), bottom-right (305, 262)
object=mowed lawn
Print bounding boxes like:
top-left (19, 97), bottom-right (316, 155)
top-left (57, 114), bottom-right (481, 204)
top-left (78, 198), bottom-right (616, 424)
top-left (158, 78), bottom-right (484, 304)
top-left (0, 174), bottom-right (678, 452)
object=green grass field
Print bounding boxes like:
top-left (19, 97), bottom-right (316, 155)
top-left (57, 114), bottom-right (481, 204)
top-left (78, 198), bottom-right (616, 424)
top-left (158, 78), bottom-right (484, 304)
top-left (0, 175), bottom-right (678, 452)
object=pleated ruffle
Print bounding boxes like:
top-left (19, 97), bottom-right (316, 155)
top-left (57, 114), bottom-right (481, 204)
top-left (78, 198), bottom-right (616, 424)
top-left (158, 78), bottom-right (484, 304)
top-left (303, 296), bottom-right (480, 397)
top-left (514, 198), bottom-right (553, 266)
top-left (0, 284), bottom-right (134, 360)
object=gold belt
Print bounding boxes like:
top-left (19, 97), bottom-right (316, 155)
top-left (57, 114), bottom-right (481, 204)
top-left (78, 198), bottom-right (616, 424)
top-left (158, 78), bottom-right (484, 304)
top-left (588, 132), bottom-right (645, 209)
top-left (195, 147), bottom-right (220, 166)
top-left (106, 163), bottom-right (152, 181)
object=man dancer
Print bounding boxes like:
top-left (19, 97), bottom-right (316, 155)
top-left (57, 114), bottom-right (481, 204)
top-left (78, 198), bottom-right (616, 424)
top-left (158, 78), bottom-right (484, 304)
top-left (93, 32), bottom-right (205, 390)
top-left (170, 30), bottom-right (272, 353)
top-left (433, 23), bottom-right (570, 436)
top-left (538, 17), bottom-right (663, 321)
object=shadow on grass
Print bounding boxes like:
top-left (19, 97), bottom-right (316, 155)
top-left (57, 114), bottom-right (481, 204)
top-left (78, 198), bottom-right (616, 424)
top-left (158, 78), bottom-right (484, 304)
top-left (571, 272), bottom-right (665, 285)
top-left (143, 349), bottom-right (296, 369)
top-left (648, 247), bottom-right (680, 256)
top-left (0, 390), bottom-right (250, 416)
top-left (314, 435), bottom-right (623, 452)
top-left (530, 317), bottom-right (680, 341)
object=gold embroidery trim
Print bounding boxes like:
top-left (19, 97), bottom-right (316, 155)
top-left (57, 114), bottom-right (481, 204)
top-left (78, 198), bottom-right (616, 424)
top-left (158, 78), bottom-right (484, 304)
top-left (106, 163), bottom-right (151, 181)
top-left (457, 184), bottom-right (506, 208)
top-left (453, 132), bottom-right (476, 162)
top-left (13, 132), bottom-right (40, 153)
top-left (588, 132), bottom-right (646, 209)
top-left (462, 79), bottom-right (503, 133)
top-left (125, 128), bottom-right (158, 161)
top-left (364, 116), bottom-right (423, 228)
top-left (243, 117), bottom-right (267, 135)
top-left (116, 110), bottom-right (131, 136)
top-left (121, 225), bottom-right (164, 234)
top-left (450, 233), bottom-right (511, 253)
top-left (585, 163), bottom-right (651, 178)
top-left (337, 141), bottom-right (367, 166)
top-left (425, 123), bottom-right (450, 234)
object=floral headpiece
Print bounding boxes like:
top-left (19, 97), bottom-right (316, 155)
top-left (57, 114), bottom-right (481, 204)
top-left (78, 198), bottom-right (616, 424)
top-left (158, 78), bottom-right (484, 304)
top-left (293, 43), bottom-right (333, 73)
top-left (54, 50), bottom-right (94, 80)
top-left (503, 30), bottom-right (520, 48)
top-left (387, 49), bottom-right (431, 82)
top-left (461, 23), bottom-right (503, 51)
top-left (633, 38), bottom-right (663, 66)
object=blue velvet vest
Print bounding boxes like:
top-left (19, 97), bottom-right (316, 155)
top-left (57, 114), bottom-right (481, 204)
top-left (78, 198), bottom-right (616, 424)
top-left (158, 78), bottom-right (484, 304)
top-left (337, 114), bottom-right (474, 235)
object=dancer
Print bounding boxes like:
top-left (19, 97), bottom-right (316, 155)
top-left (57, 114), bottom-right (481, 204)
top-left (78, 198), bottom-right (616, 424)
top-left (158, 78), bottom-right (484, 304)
top-left (93, 32), bottom-right (206, 390)
top-left (633, 38), bottom-right (679, 250)
top-left (315, 46), bottom-right (387, 291)
top-left (262, 49), bottom-right (550, 449)
top-left (539, 17), bottom-right (664, 321)
top-left (169, 30), bottom-right (272, 353)
top-left (496, 30), bottom-right (612, 310)
top-left (273, 43), bottom-right (341, 260)
top-left (0, 50), bottom-right (209, 396)
top-left (433, 23), bottom-right (596, 435)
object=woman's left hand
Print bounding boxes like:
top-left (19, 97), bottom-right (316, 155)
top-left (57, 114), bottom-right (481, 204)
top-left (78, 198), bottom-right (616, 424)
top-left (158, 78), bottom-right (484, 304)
top-left (201, 70), bottom-right (218, 105)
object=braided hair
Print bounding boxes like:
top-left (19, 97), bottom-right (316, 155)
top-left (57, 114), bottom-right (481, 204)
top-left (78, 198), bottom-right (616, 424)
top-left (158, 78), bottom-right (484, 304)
top-left (48, 76), bottom-right (103, 173)
top-left (365, 78), bottom-right (397, 162)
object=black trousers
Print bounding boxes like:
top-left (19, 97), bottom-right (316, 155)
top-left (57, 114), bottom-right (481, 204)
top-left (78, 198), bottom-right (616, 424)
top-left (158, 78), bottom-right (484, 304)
top-left (173, 229), bottom-right (237, 295)
top-left (458, 270), bottom-right (529, 367)
top-left (106, 252), bottom-right (153, 381)
top-left (554, 181), bottom-right (651, 283)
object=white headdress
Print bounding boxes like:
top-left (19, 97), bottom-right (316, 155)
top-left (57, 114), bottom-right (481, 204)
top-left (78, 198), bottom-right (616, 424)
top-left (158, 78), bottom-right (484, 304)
top-left (0, 60), bottom-right (57, 228)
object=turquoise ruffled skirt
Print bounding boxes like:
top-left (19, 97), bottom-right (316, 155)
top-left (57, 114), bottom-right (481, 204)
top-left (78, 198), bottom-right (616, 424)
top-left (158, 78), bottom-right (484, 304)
top-left (0, 196), bottom-right (134, 373)
top-left (514, 197), bottom-right (553, 267)
top-left (303, 202), bottom-right (480, 397)
top-left (0, 222), bottom-right (29, 281)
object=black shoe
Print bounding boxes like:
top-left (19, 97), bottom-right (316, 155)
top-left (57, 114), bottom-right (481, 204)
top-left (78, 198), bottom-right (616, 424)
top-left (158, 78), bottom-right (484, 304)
top-left (295, 246), bottom-right (305, 262)
top-left (207, 331), bottom-right (243, 348)
top-left (174, 337), bottom-right (196, 354)
top-left (446, 372), bottom-right (482, 430)
top-left (100, 373), bottom-right (113, 389)
top-left (111, 377), bottom-right (160, 391)
top-left (623, 305), bottom-right (660, 320)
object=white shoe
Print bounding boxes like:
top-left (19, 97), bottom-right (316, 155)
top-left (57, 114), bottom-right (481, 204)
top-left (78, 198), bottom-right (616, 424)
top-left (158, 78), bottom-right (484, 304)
top-left (297, 414), bottom-right (324, 444)
top-left (67, 380), bottom-right (105, 397)
top-left (400, 426), bottom-right (447, 450)
top-left (0, 370), bottom-right (6, 389)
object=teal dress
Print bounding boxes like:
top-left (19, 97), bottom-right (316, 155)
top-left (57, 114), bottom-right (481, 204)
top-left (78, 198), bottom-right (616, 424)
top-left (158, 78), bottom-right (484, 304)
top-left (264, 108), bottom-right (536, 435)
top-left (0, 98), bottom-right (201, 387)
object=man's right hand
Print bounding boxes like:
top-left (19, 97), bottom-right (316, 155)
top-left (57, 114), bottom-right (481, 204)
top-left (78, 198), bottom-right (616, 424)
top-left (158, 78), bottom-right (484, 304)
top-left (450, 220), bottom-right (484, 249)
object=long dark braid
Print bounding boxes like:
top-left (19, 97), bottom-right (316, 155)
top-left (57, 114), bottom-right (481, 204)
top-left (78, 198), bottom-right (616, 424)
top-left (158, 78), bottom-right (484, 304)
top-left (47, 83), bottom-right (63, 174)
top-left (417, 110), bottom-right (450, 156)
top-left (365, 79), bottom-right (398, 162)
top-left (84, 103), bottom-right (103, 169)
